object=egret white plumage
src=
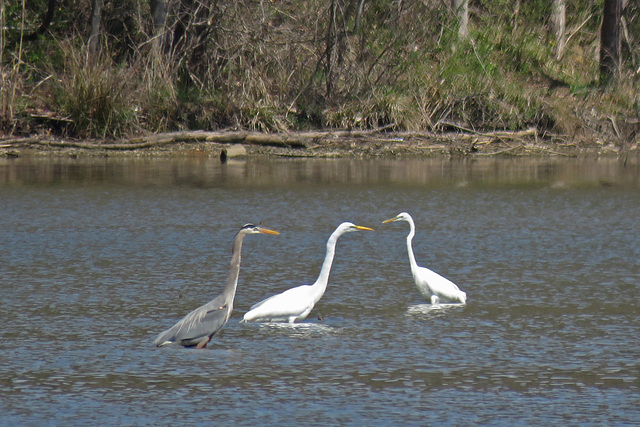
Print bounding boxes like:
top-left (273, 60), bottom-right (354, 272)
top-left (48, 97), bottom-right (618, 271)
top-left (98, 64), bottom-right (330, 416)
top-left (154, 224), bottom-right (279, 349)
top-left (242, 222), bottom-right (374, 323)
top-left (383, 212), bottom-right (466, 304)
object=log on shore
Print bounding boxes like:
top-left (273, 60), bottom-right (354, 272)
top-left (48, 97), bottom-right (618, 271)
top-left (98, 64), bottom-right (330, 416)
top-left (123, 131), bottom-right (311, 148)
top-left (2, 131), bottom-right (313, 150)
top-left (1, 126), bottom-right (413, 151)
top-left (117, 128), bottom-right (403, 149)
top-left (94, 131), bottom-right (311, 150)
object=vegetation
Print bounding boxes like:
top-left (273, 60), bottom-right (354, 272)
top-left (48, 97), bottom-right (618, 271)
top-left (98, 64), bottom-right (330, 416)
top-left (1, 0), bottom-right (639, 147)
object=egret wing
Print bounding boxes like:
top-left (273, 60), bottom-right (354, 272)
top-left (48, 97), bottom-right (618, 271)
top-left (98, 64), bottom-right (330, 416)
top-left (245, 285), bottom-right (315, 320)
top-left (417, 267), bottom-right (464, 302)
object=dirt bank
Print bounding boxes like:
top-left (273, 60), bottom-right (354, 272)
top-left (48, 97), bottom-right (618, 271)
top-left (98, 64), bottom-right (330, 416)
top-left (1, 128), bottom-right (638, 159)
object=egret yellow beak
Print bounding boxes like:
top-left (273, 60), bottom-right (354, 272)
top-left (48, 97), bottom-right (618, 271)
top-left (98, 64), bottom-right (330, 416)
top-left (258, 227), bottom-right (280, 235)
top-left (382, 217), bottom-right (398, 224)
top-left (354, 225), bottom-right (374, 231)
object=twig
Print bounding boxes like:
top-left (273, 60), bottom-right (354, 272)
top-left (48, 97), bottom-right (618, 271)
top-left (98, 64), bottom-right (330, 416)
top-left (608, 116), bottom-right (621, 139)
top-left (565, 13), bottom-right (594, 49)
top-left (438, 122), bottom-right (537, 140)
top-left (475, 145), bottom-right (524, 156)
top-left (524, 145), bottom-right (576, 157)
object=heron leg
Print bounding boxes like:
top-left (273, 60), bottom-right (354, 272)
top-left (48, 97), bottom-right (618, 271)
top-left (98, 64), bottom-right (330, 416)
top-left (196, 336), bottom-right (211, 349)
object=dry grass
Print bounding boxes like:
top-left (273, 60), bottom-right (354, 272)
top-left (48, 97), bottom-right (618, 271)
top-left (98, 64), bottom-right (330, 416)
top-left (1, 0), bottom-right (638, 142)
top-left (51, 41), bottom-right (139, 138)
top-left (1, 0), bottom-right (24, 133)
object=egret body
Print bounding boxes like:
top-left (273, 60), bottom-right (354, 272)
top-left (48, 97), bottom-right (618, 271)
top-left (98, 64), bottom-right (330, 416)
top-left (242, 222), bottom-right (373, 323)
top-left (383, 212), bottom-right (466, 304)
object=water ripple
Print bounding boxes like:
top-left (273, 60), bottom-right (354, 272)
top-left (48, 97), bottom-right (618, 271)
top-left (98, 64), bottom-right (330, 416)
top-left (1, 158), bottom-right (639, 425)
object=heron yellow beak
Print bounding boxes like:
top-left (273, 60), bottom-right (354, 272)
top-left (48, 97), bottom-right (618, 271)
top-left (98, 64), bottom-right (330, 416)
top-left (258, 227), bottom-right (280, 235)
top-left (382, 217), bottom-right (398, 224)
top-left (354, 225), bottom-right (374, 231)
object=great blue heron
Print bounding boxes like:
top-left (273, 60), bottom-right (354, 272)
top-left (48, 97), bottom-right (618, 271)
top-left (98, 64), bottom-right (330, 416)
top-left (154, 224), bottom-right (280, 348)
top-left (383, 212), bottom-right (466, 304)
top-left (242, 222), bottom-right (373, 324)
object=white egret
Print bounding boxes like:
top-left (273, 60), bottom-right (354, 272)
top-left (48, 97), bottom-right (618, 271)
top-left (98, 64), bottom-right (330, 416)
top-left (242, 222), bottom-right (374, 323)
top-left (154, 224), bottom-right (280, 348)
top-left (383, 212), bottom-right (466, 304)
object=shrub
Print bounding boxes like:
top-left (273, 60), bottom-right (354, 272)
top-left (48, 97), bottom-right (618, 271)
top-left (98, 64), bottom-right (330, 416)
top-left (51, 41), bottom-right (138, 138)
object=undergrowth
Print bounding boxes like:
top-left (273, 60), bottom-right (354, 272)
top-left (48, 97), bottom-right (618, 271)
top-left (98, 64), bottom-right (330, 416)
top-left (1, 0), bottom-right (638, 140)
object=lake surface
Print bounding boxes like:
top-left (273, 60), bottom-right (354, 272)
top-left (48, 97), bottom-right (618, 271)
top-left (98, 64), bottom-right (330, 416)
top-left (1, 155), bottom-right (639, 425)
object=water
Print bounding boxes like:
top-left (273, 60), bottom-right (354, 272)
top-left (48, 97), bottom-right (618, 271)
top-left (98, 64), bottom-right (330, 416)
top-left (1, 155), bottom-right (639, 425)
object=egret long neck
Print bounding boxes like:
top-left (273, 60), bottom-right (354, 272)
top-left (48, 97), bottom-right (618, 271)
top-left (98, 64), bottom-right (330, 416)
top-left (222, 231), bottom-right (246, 304)
top-left (405, 219), bottom-right (420, 275)
top-left (311, 230), bottom-right (340, 300)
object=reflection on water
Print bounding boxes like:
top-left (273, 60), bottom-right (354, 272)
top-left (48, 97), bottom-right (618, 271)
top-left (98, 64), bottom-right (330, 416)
top-left (1, 154), bottom-right (639, 425)
top-left (246, 322), bottom-right (337, 337)
top-left (1, 155), bottom-right (639, 188)
top-left (406, 303), bottom-right (466, 316)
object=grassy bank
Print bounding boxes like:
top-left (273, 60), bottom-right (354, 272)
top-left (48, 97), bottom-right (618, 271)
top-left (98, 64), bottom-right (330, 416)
top-left (1, 1), bottom-right (639, 151)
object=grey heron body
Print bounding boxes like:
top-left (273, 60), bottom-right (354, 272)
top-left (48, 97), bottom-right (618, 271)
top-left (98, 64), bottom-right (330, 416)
top-left (154, 224), bottom-right (279, 348)
top-left (242, 222), bottom-right (373, 323)
top-left (383, 212), bottom-right (466, 304)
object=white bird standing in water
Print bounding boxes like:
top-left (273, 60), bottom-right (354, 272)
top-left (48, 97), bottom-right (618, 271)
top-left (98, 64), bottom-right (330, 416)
top-left (383, 212), bottom-right (466, 304)
top-left (242, 222), bottom-right (374, 323)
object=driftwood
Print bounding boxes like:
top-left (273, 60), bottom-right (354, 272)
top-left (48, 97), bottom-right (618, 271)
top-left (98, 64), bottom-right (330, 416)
top-left (436, 123), bottom-right (538, 141)
top-left (1, 130), bottom-right (322, 150)
top-left (42, 131), bottom-right (310, 150)
top-left (0, 125), bottom-right (410, 151)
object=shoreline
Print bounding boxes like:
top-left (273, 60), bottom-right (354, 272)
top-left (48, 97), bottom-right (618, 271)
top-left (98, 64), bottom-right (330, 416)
top-left (1, 129), bottom-right (638, 159)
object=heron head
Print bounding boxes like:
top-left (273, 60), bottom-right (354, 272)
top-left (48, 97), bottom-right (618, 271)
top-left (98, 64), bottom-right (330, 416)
top-left (240, 223), bottom-right (280, 235)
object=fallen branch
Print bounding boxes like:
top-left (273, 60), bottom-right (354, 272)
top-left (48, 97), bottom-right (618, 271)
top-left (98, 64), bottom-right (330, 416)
top-left (1, 137), bottom-right (48, 145)
top-left (437, 122), bottom-right (538, 140)
top-left (5, 131), bottom-right (313, 150)
top-left (6, 127), bottom-right (407, 151)
top-left (122, 131), bottom-right (312, 149)
top-left (475, 145), bottom-right (524, 156)
top-left (524, 145), bottom-right (576, 157)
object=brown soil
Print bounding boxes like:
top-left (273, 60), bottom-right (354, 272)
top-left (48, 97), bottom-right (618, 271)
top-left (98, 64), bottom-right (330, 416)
top-left (1, 128), bottom-right (638, 159)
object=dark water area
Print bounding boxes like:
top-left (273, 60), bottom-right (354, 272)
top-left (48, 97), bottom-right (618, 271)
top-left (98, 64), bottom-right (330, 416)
top-left (1, 155), bottom-right (639, 425)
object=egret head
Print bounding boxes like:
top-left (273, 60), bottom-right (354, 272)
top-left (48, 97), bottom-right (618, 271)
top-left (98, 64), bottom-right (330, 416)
top-left (240, 223), bottom-right (280, 235)
top-left (383, 212), bottom-right (412, 224)
top-left (459, 291), bottom-right (467, 304)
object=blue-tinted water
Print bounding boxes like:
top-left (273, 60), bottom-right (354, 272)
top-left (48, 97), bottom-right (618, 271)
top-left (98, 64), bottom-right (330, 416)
top-left (1, 156), bottom-right (639, 425)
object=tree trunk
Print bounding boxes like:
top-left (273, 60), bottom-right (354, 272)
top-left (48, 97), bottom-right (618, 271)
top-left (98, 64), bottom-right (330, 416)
top-left (25, 0), bottom-right (57, 41)
top-left (325, 0), bottom-right (337, 98)
top-left (453, 0), bottom-right (468, 39)
top-left (600, 0), bottom-right (622, 82)
top-left (150, 0), bottom-right (168, 55)
top-left (150, 0), bottom-right (167, 32)
top-left (88, 0), bottom-right (103, 63)
top-left (550, 0), bottom-right (565, 60)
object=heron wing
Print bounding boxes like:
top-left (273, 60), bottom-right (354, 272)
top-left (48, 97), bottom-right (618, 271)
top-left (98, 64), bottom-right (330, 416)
top-left (154, 295), bottom-right (230, 347)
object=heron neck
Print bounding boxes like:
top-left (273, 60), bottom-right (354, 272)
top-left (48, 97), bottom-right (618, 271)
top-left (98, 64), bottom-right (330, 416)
top-left (223, 231), bottom-right (246, 302)
top-left (311, 230), bottom-right (341, 300)
top-left (405, 219), bottom-right (419, 274)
